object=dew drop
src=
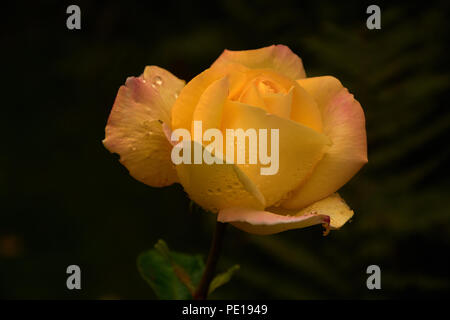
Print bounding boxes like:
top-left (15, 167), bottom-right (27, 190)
top-left (152, 76), bottom-right (163, 87)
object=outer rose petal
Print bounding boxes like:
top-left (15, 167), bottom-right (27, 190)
top-left (176, 141), bottom-right (266, 213)
top-left (212, 45), bottom-right (306, 80)
top-left (221, 101), bottom-right (331, 207)
top-left (172, 62), bottom-right (321, 133)
top-left (281, 77), bottom-right (367, 209)
top-left (290, 84), bottom-right (323, 133)
top-left (142, 66), bottom-right (186, 124)
top-left (103, 67), bottom-right (185, 187)
top-left (241, 69), bottom-right (323, 131)
top-left (218, 193), bottom-right (353, 235)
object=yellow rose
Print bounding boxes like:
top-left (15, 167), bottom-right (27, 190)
top-left (103, 45), bottom-right (367, 235)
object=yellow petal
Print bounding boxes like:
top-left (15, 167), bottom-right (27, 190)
top-left (282, 77), bottom-right (367, 209)
top-left (243, 69), bottom-right (294, 93)
top-left (176, 141), bottom-right (266, 212)
top-left (212, 45), bottom-right (306, 80)
top-left (192, 76), bottom-right (229, 133)
top-left (296, 76), bottom-right (343, 112)
top-left (290, 83), bottom-right (323, 132)
top-left (238, 81), bottom-right (268, 111)
top-left (221, 101), bottom-right (331, 207)
top-left (241, 70), bottom-right (323, 131)
top-left (218, 193), bottom-right (353, 235)
top-left (104, 72), bottom-right (184, 187)
top-left (263, 87), bottom-right (293, 119)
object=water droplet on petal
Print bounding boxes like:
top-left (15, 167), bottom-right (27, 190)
top-left (152, 76), bottom-right (163, 87)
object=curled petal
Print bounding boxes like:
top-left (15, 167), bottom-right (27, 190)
top-left (142, 66), bottom-right (185, 123)
top-left (218, 193), bottom-right (353, 235)
top-left (103, 67), bottom-right (185, 187)
top-left (212, 45), bottom-right (306, 80)
top-left (192, 76), bottom-right (229, 133)
top-left (282, 77), bottom-right (367, 209)
top-left (171, 64), bottom-right (247, 131)
top-left (221, 101), bottom-right (330, 207)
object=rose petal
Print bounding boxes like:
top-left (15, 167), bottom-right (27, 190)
top-left (290, 83), bottom-right (323, 133)
top-left (175, 140), bottom-right (266, 212)
top-left (218, 193), bottom-right (353, 235)
top-left (281, 77), bottom-right (367, 209)
top-left (212, 45), bottom-right (306, 80)
top-left (103, 67), bottom-right (185, 187)
top-left (171, 64), bottom-right (247, 131)
top-left (192, 76), bottom-right (229, 133)
top-left (221, 100), bottom-right (331, 207)
top-left (296, 76), bottom-right (343, 112)
top-left (142, 66), bottom-right (186, 124)
top-left (263, 88), bottom-right (293, 119)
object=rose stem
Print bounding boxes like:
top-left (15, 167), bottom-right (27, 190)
top-left (193, 220), bottom-right (227, 300)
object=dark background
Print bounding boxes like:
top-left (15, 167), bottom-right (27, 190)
top-left (1, 1), bottom-right (450, 299)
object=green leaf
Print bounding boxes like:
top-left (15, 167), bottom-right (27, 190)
top-left (208, 264), bottom-right (240, 295)
top-left (137, 239), bottom-right (205, 300)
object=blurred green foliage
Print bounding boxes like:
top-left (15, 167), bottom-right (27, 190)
top-left (137, 239), bottom-right (205, 300)
top-left (1, 1), bottom-right (449, 299)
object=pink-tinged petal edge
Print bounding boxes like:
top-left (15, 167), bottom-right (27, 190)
top-left (212, 44), bottom-right (306, 80)
top-left (281, 86), bottom-right (367, 210)
top-left (218, 193), bottom-right (355, 235)
top-left (218, 207), bottom-right (330, 236)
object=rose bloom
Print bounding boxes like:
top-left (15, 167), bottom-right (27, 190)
top-left (103, 45), bottom-right (367, 235)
